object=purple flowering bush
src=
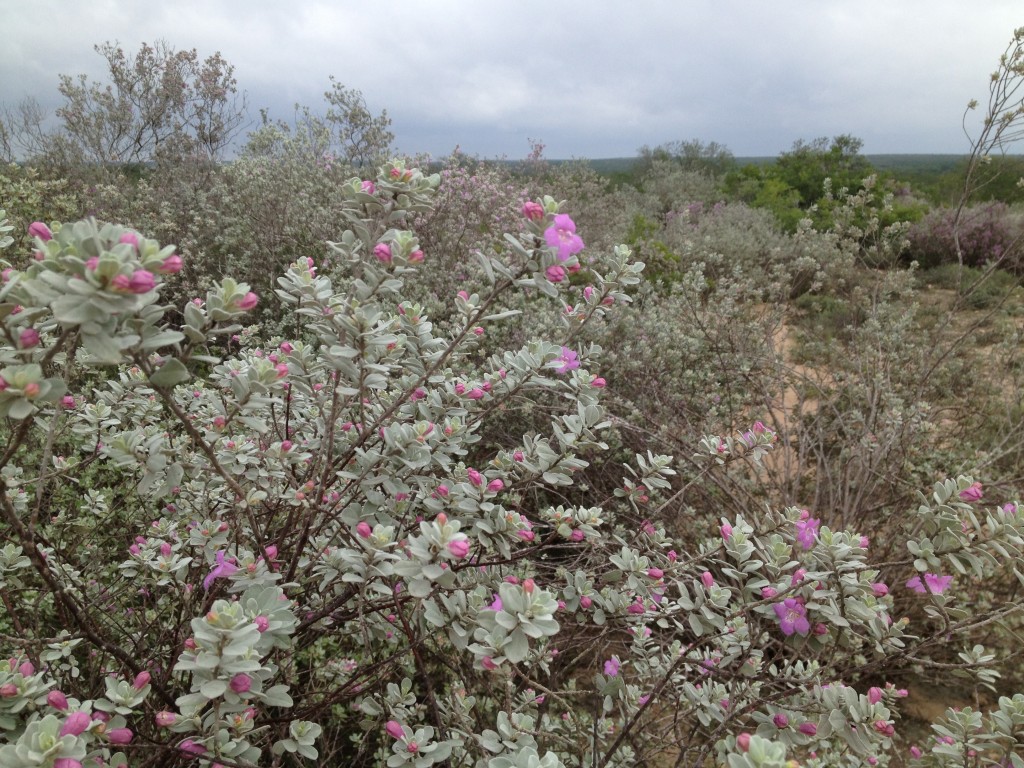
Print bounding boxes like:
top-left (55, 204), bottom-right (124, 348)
top-left (906, 202), bottom-right (1020, 271)
top-left (2, 167), bottom-right (1024, 768)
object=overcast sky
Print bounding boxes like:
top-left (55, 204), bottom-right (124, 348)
top-left (2, 1), bottom-right (1022, 159)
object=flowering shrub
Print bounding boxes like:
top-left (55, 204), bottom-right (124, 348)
top-left (2, 166), bottom-right (1024, 768)
top-left (906, 202), bottom-right (1019, 270)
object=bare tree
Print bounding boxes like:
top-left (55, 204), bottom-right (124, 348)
top-left (323, 77), bottom-right (394, 168)
top-left (47, 40), bottom-right (248, 166)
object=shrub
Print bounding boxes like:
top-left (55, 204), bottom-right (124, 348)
top-left (2, 168), bottom-right (1024, 768)
top-left (906, 202), bottom-right (1020, 270)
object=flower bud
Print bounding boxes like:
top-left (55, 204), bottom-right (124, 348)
top-left (230, 674), bottom-right (252, 693)
top-left (28, 221), bottom-right (52, 241)
top-left (235, 292), bottom-right (259, 311)
top-left (522, 201), bottom-right (544, 221)
top-left (447, 539), bottom-right (469, 559)
top-left (60, 711), bottom-right (92, 737)
top-left (108, 728), bottom-right (133, 744)
top-left (155, 711), bottom-right (178, 727)
top-left (128, 270), bottom-right (156, 294)
top-left (158, 254), bottom-right (183, 274)
top-left (385, 720), bottom-right (405, 740)
top-left (47, 690), bottom-right (69, 710)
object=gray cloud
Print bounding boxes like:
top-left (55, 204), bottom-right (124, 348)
top-left (1, 0), bottom-right (1021, 158)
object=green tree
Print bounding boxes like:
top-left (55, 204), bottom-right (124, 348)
top-left (636, 138), bottom-right (736, 179)
top-left (773, 134), bottom-right (873, 209)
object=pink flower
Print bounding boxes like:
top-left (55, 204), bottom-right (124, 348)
top-left (361, 180), bottom-right (375, 194)
top-left (409, 249), bottom-right (424, 263)
top-left (545, 265), bottom-right (566, 283)
top-left (959, 481), bottom-right (983, 502)
top-left (700, 571), bottom-right (714, 588)
top-left (60, 711), bottom-right (92, 737)
top-left (794, 516), bottom-right (820, 549)
top-left (466, 387), bottom-right (484, 399)
top-left (386, 720), bottom-right (405, 740)
top-left (513, 450), bottom-right (524, 462)
top-left (108, 728), bottom-right (133, 744)
top-left (487, 478), bottom-right (504, 493)
top-left (158, 254), bottom-right (183, 274)
top-left (0, 683), bottom-right (15, 697)
top-left (554, 346), bottom-right (579, 374)
top-left (590, 376), bottom-right (606, 387)
top-left (373, 243), bottom-right (392, 264)
top-left (648, 567), bottom-right (664, 579)
top-left (720, 523), bottom-right (733, 540)
top-left (522, 201), bottom-right (544, 221)
top-left (133, 671), bottom-right (151, 689)
top-left (236, 292), bottom-right (259, 311)
top-left (61, 395), bottom-right (76, 409)
top-left (447, 539), bottom-right (470, 559)
top-left (28, 221), bottom-right (52, 241)
top-left (47, 690), bottom-right (69, 710)
top-left (230, 674), bottom-right (252, 693)
top-left (467, 468), bottom-right (483, 486)
top-left (203, 550), bottom-right (238, 590)
top-left (773, 713), bottom-right (789, 728)
top-left (773, 598), bottom-right (810, 636)
top-left (53, 759), bottom-right (83, 768)
top-left (872, 582), bottom-right (889, 597)
top-left (603, 656), bottom-right (620, 677)
top-left (580, 595), bottom-right (592, 609)
top-left (544, 214), bottom-right (585, 261)
top-left (906, 573), bottom-right (953, 594)
top-left (910, 746), bottom-right (922, 758)
top-left (867, 686), bottom-right (883, 704)
top-left (18, 327), bottom-right (40, 348)
top-left (798, 722), bottom-right (817, 736)
top-left (356, 521), bottom-right (372, 538)
top-left (254, 615), bottom-right (270, 632)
